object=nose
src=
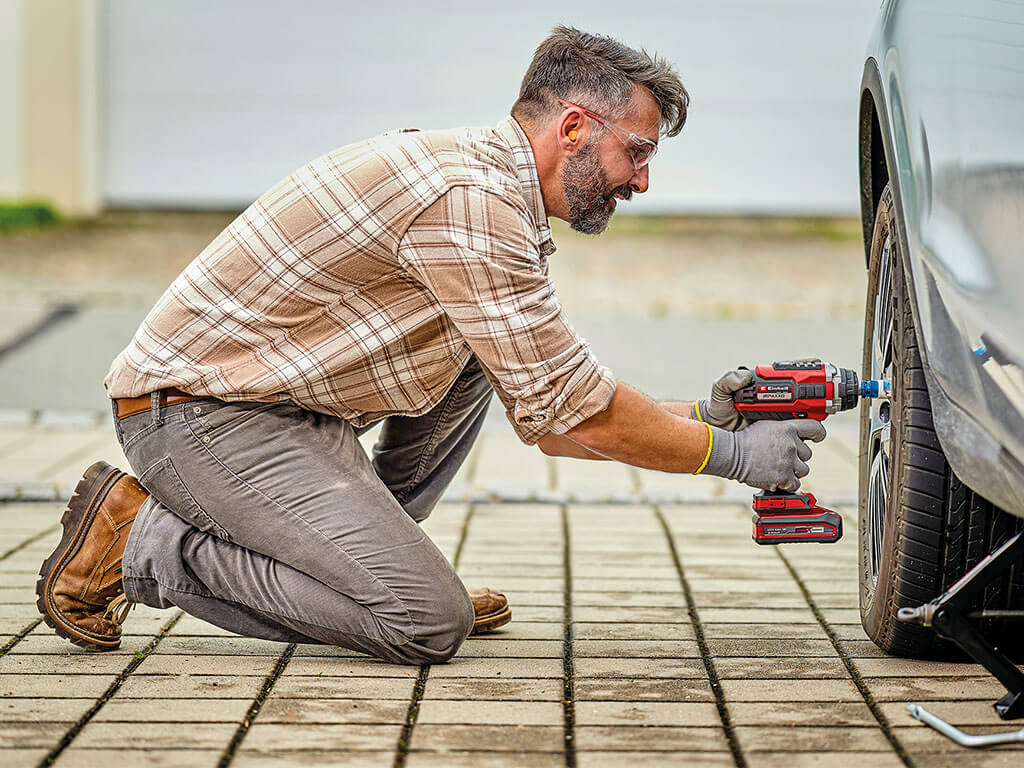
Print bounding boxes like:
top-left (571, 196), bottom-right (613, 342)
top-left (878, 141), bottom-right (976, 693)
top-left (629, 164), bottom-right (649, 195)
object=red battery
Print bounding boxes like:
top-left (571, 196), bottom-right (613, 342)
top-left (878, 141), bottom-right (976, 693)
top-left (751, 490), bottom-right (843, 545)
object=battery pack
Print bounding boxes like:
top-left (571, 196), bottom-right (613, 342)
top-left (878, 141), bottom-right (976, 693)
top-left (751, 490), bottom-right (843, 545)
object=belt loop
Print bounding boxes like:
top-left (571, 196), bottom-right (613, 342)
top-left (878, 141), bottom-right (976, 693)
top-left (150, 390), bottom-right (163, 426)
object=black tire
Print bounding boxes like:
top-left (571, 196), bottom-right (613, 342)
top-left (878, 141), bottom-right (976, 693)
top-left (858, 183), bottom-right (1024, 657)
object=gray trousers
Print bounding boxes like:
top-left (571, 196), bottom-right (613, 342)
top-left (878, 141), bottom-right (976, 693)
top-left (114, 357), bottom-right (493, 664)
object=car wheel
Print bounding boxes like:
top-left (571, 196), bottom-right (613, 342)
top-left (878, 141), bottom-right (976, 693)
top-left (858, 183), bottom-right (1024, 657)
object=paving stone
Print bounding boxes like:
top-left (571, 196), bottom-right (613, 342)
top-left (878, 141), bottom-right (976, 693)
top-left (95, 697), bottom-right (252, 722)
top-left (837, 640), bottom-right (892, 658)
top-left (0, 653), bottom-right (129, 675)
top-left (577, 725), bottom-right (729, 752)
top-left (572, 622), bottom-right (695, 641)
top-left (878, 699), bottom-right (1019, 727)
top-left (573, 657), bottom-right (706, 680)
top-left (0, 673), bottom-right (114, 698)
top-left (457, 639), bottom-right (563, 658)
top-left (714, 656), bottom-right (849, 679)
top-left (572, 606), bottom-right (688, 623)
top-left (508, 605), bottom-right (562, 622)
top-left (864, 676), bottom-right (1010, 701)
top-left (137, 654), bottom-right (278, 676)
top-left (0, 749), bottom-right (50, 768)
top-left (855, 658), bottom-right (990, 677)
top-left (242, 722), bottom-right (402, 751)
top-left (706, 638), bottom-right (836, 657)
top-left (0, 721), bottom-right (71, 748)
top-left (410, 724), bottom-right (563, 752)
top-left (500, 590), bottom-right (563, 607)
top-left (574, 678), bottom-right (713, 703)
top-left (53, 749), bottom-right (225, 767)
top-left (155, 636), bottom-right (288, 656)
top-left (575, 701), bottom-right (721, 727)
top-left (272, 675), bottom-right (415, 700)
top-left (8, 633), bottom-right (148, 655)
top-left (728, 701), bottom-right (877, 727)
top-left (572, 578), bottom-right (681, 592)
top-left (573, 639), bottom-right (700, 658)
top-left (426, 678), bottom-right (562, 701)
top-left (0, 697), bottom-right (93, 722)
top-left (697, 608), bottom-right (820, 624)
top-left (430, 658), bottom-right (563, 678)
top-left (491, 622), bottom-right (563, 640)
top-left (405, 750), bottom-right (564, 767)
top-left (278, 657), bottom-right (418, 678)
top-left (573, 592), bottom-right (684, 608)
top-left (119, 674), bottom-right (265, 699)
top-left (893, 724), bottom-right (1024, 753)
top-left (745, 752), bottom-right (905, 768)
top-left (416, 699), bottom-right (562, 725)
top-left (721, 678), bottom-right (863, 702)
top-left (577, 751), bottom-right (736, 767)
top-left (733, 725), bottom-right (893, 752)
top-left (258, 698), bottom-right (408, 724)
top-left (702, 623), bottom-right (827, 640)
top-left (892, 748), bottom-right (1024, 766)
top-left (73, 720), bottom-right (238, 749)
top-left (234, 751), bottom-right (396, 768)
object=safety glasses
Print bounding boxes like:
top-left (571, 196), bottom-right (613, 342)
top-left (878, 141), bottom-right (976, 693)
top-left (557, 98), bottom-right (658, 169)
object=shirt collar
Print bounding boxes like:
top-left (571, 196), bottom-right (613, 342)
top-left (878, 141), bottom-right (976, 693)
top-left (495, 116), bottom-right (555, 257)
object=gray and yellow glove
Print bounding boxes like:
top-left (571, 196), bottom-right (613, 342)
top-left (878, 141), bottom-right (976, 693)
top-left (696, 419), bottom-right (826, 491)
top-left (691, 368), bottom-right (754, 431)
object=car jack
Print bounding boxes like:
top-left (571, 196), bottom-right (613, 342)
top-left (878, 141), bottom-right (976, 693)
top-left (897, 528), bottom-right (1024, 720)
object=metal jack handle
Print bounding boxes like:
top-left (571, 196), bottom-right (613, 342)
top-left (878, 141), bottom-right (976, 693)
top-left (906, 705), bottom-right (1024, 748)
top-left (897, 529), bottom-right (1024, 720)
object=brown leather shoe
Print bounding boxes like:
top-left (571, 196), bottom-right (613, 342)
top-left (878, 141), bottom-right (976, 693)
top-left (469, 587), bottom-right (511, 634)
top-left (36, 461), bottom-right (147, 650)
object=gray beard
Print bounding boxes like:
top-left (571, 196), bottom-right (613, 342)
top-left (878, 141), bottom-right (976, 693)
top-left (561, 139), bottom-right (615, 235)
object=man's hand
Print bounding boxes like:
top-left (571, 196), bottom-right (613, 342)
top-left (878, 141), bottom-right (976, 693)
top-left (691, 368), bottom-right (754, 431)
top-left (702, 419), bottom-right (826, 491)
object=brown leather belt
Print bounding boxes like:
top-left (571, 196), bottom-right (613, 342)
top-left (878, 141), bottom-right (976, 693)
top-left (114, 387), bottom-right (203, 419)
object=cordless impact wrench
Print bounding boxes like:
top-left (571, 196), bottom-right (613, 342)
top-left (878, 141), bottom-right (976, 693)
top-left (731, 359), bottom-right (890, 545)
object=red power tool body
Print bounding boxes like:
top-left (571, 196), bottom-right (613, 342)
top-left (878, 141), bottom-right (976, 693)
top-left (731, 359), bottom-right (870, 545)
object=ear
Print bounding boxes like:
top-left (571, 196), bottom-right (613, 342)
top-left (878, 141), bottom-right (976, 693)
top-left (557, 107), bottom-right (585, 152)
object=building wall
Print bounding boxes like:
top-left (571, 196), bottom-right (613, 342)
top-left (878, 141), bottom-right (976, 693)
top-left (0, 0), bottom-right (101, 215)
top-left (0, 0), bottom-right (23, 198)
top-left (1, 1), bottom-right (882, 215)
top-left (101, 0), bottom-right (880, 215)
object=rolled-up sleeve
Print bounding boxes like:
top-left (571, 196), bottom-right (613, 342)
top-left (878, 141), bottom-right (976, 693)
top-left (397, 185), bottom-right (616, 444)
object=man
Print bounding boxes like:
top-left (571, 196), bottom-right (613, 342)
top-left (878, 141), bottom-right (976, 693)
top-left (36, 27), bottom-right (824, 664)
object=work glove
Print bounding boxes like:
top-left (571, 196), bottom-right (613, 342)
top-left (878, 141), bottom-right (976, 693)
top-left (699, 419), bottom-right (826, 491)
top-left (691, 368), bottom-right (754, 431)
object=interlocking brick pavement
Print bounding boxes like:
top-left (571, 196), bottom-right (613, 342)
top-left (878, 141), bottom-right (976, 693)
top-left (0, 418), bottom-right (1022, 767)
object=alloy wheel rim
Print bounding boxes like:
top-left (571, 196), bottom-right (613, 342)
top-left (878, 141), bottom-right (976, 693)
top-left (866, 231), bottom-right (895, 591)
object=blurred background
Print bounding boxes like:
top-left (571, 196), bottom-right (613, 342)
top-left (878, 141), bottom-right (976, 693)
top-left (0, 0), bottom-right (875, 426)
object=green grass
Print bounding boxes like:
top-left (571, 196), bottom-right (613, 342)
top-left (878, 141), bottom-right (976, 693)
top-left (0, 202), bottom-right (60, 233)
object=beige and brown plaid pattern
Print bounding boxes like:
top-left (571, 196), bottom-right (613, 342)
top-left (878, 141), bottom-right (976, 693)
top-left (105, 117), bottom-right (615, 444)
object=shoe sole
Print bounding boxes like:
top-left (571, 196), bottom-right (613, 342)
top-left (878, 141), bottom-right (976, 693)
top-left (35, 461), bottom-right (125, 651)
top-left (472, 606), bottom-right (511, 634)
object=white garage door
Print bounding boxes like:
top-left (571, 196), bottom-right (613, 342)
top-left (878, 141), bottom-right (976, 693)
top-left (103, 0), bottom-right (879, 214)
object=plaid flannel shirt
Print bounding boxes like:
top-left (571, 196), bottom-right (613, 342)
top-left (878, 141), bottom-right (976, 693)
top-left (105, 117), bottom-right (616, 444)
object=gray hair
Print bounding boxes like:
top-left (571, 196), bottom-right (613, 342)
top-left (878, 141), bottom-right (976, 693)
top-left (512, 26), bottom-right (689, 137)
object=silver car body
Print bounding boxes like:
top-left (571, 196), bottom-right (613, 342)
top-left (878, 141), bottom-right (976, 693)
top-left (859, 0), bottom-right (1024, 518)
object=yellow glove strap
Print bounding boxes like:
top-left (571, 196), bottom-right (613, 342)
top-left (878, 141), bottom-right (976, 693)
top-left (694, 400), bottom-right (705, 423)
top-left (694, 422), bottom-right (713, 474)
